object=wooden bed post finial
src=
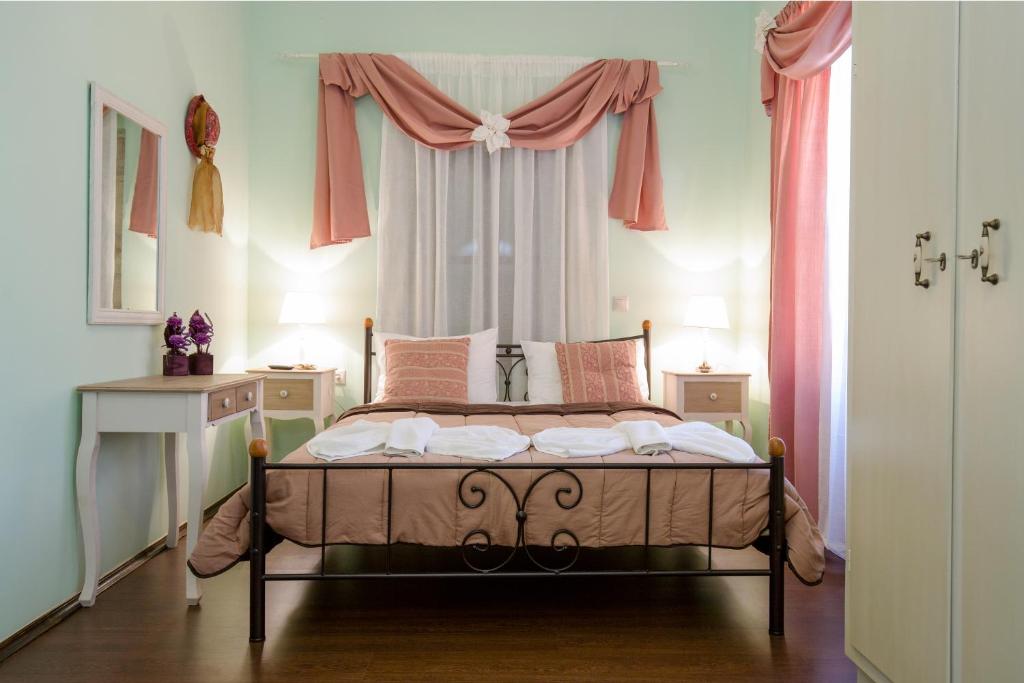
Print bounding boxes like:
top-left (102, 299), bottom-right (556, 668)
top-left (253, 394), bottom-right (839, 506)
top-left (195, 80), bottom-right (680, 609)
top-left (642, 319), bottom-right (652, 331)
top-left (768, 437), bottom-right (786, 458)
top-left (364, 317), bottom-right (374, 329)
top-left (249, 439), bottom-right (269, 459)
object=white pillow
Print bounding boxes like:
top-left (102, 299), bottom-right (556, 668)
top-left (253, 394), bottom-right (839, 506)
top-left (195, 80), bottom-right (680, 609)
top-left (520, 340), bottom-right (564, 403)
top-left (520, 339), bottom-right (651, 403)
top-left (373, 328), bottom-right (499, 403)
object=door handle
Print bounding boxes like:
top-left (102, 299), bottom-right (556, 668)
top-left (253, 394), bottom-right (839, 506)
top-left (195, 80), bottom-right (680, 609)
top-left (979, 219), bottom-right (1000, 285)
top-left (914, 231), bottom-right (945, 289)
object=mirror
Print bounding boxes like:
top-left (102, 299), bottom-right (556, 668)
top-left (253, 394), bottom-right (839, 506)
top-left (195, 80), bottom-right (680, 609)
top-left (88, 84), bottom-right (166, 324)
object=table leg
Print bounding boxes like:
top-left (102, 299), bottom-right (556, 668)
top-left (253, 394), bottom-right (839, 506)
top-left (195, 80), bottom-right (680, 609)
top-left (250, 405), bottom-right (266, 441)
top-left (740, 420), bottom-right (752, 444)
top-left (185, 395), bottom-right (208, 605)
top-left (164, 433), bottom-right (179, 549)
top-left (724, 419), bottom-right (735, 436)
top-left (312, 413), bottom-right (325, 435)
top-left (76, 393), bottom-right (101, 607)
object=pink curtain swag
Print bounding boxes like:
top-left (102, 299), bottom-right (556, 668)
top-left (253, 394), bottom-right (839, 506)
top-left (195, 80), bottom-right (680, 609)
top-left (312, 53), bottom-right (668, 248)
top-left (762, 1), bottom-right (851, 518)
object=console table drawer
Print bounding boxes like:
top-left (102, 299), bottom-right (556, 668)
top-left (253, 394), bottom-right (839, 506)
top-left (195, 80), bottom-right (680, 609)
top-left (235, 382), bottom-right (258, 412)
top-left (683, 381), bottom-right (742, 413)
top-left (265, 379), bottom-right (314, 411)
top-left (208, 388), bottom-right (238, 421)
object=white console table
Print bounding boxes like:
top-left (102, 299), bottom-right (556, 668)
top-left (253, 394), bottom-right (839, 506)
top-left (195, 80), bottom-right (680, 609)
top-left (75, 373), bottom-right (266, 606)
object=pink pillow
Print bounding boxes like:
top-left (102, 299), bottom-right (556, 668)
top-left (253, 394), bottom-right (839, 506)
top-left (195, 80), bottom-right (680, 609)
top-left (382, 337), bottom-right (471, 403)
top-left (555, 340), bottom-right (643, 403)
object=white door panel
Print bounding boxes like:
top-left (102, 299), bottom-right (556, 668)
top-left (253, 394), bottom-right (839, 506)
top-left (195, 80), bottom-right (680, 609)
top-left (953, 4), bottom-right (1024, 681)
top-left (847, 4), bottom-right (958, 681)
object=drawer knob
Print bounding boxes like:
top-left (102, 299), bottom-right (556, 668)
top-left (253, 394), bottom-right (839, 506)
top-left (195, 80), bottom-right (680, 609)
top-left (279, 390), bottom-right (289, 399)
top-left (709, 392), bottom-right (718, 401)
top-left (245, 391), bottom-right (253, 402)
top-left (222, 397), bottom-right (232, 409)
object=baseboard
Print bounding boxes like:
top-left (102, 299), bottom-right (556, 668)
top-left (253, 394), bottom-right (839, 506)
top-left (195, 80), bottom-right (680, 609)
top-left (0, 485), bottom-right (242, 663)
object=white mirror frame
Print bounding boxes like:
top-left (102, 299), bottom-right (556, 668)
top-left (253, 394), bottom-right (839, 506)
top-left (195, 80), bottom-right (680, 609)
top-left (88, 83), bottom-right (167, 325)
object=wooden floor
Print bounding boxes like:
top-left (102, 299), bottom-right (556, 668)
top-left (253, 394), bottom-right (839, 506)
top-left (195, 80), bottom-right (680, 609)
top-left (0, 541), bottom-right (853, 682)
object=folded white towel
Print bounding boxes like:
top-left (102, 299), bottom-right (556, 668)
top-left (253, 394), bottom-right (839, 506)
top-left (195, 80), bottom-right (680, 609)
top-left (384, 417), bottom-right (440, 457)
top-left (306, 420), bottom-right (390, 460)
top-left (427, 425), bottom-right (531, 461)
top-left (530, 421), bottom-right (761, 463)
top-left (531, 427), bottom-right (630, 458)
top-left (664, 422), bottom-right (760, 464)
top-left (614, 420), bottom-right (671, 455)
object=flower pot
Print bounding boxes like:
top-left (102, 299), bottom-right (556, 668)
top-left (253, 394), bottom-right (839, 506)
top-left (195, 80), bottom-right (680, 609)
top-left (163, 354), bottom-right (189, 377)
top-left (189, 352), bottom-right (214, 375)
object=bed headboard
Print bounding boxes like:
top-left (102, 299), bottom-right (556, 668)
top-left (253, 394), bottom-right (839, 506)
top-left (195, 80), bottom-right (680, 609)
top-left (362, 319), bottom-right (652, 404)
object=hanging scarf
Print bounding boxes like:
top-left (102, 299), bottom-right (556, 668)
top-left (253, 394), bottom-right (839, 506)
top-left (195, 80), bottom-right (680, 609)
top-left (185, 95), bottom-right (224, 234)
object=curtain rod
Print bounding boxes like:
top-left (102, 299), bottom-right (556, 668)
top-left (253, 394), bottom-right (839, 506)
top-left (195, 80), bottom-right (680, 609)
top-left (279, 52), bottom-right (685, 68)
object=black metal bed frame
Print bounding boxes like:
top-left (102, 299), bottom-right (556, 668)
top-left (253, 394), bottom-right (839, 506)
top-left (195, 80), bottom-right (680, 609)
top-left (247, 320), bottom-right (787, 642)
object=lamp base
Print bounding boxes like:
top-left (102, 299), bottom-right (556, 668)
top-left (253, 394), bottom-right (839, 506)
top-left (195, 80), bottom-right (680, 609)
top-left (697, 361), bottom-right (713, 374)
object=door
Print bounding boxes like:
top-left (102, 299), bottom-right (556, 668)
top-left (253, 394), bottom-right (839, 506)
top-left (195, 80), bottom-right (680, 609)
top-left (847, 3), bottom-right (958, 681)
top-left (953, 4), bottom-right (1024, 680)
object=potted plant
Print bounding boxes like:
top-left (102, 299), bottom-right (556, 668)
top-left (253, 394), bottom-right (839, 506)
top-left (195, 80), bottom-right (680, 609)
top-left (162, 313), bottom-right (190, 376)
top-left (188, 310), bottom-right (215, 375)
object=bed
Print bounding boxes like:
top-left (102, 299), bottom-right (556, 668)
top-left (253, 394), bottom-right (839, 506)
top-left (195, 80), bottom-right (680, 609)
top-left (188, 320), bottom-right (825, 642)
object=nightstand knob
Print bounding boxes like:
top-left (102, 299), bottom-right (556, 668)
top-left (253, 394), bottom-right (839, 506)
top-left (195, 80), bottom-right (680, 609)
top-left (709, 392), bottom-right (718, 401)
top-left (222, 397), bottom-right (231, 409)
top-left (279, 390), bottom-right (289, 399)
top-left (245, 391), bottom-right (253, 402)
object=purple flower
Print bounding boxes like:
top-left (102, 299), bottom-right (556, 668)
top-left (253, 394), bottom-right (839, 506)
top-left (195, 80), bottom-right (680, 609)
top-left (167, 334), bottom-right (189, 350)
top-left (187, 310), bottom-right (215, 353)
top-left (167, 313), bottom-right (183, 328)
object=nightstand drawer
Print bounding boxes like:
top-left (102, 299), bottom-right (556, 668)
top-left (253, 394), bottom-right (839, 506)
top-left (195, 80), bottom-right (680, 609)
top-left (208, 388), bottom-right (238, 421)
top-left (265, 379), bottom-right (314, 411)
top-left (683, 381), bottom-right (742, 413)
top-left (235, 382), bottom-right (258, 412)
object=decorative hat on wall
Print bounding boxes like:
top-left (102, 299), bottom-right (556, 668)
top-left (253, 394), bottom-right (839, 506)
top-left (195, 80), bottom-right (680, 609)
top-left (184, 94), bottom-right (223, 234)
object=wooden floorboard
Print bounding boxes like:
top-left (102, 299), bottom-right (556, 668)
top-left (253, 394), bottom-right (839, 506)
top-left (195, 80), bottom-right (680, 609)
top-left (0, 540), bottom-right (854, 682)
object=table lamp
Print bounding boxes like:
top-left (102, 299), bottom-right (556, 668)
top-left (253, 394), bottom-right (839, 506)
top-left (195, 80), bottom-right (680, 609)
top-left (278, 292), bottom-right (325, 366)
top-left (683, 295), bottom-right (730, 373)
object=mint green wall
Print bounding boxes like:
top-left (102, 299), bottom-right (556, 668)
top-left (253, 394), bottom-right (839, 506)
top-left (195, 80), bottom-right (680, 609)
top-left (243, 1), bottom-right (773, 459)
top-left (0, 3), bottom-right (250, 642)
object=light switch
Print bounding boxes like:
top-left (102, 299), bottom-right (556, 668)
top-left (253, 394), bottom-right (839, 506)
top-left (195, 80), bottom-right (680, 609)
top-left (612, 296), bottom-right (630, 312)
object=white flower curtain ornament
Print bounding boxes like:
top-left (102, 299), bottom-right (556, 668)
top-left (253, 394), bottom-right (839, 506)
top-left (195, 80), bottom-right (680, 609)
top-left (470, 111), bottom-right (511, 153)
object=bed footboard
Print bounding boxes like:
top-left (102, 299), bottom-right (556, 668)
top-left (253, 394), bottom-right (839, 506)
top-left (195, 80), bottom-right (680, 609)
top-left (247, 437), bottom-right (787, 642)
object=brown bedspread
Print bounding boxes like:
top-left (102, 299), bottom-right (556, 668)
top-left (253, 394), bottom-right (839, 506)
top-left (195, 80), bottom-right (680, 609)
top-left (189, 402), bottom-right (825, 584)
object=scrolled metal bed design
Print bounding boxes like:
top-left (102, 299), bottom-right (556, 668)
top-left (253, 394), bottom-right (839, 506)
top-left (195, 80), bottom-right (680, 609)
top-left (247, 319), bottom-right (788, 642)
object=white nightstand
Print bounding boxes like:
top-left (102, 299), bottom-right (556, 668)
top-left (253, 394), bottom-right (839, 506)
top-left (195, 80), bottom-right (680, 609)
top-left (662, 371), bottom-right (751, 443)
top-left (246, 367), bottom-right (337, 444)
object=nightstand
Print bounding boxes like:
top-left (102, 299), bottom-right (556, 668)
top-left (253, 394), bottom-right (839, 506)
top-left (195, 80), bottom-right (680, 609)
top-left (662, 371), bottom-right (751, 443)
top-left (246, 367), bottom-right (337, 443)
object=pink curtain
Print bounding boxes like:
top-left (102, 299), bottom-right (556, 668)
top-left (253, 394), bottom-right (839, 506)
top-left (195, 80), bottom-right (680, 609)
top-left (129, 129), bottom-right (159, 237)
top-left (312, 53), bottom-right (667, 248)
top-left (763, 1), bottom-right (851, 518)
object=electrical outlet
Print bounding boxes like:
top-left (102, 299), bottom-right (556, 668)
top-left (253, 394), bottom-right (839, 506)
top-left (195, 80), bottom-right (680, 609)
top-left (334, 370), bottom-right (346, 385)
top-left (612, 295), bottom-right (630, 312)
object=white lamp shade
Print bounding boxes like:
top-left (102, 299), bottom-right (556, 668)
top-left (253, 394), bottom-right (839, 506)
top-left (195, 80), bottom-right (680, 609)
top-left (278, 292), bottom-right (326, 325)
top-left (683, 295), bottom-right (730, 330)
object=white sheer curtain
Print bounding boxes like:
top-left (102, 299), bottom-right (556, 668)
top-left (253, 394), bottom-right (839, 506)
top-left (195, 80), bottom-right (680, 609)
top-left (376, 53), bottom-right (610, 343)
top-left (819, 48), bottom-right (851, 557)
